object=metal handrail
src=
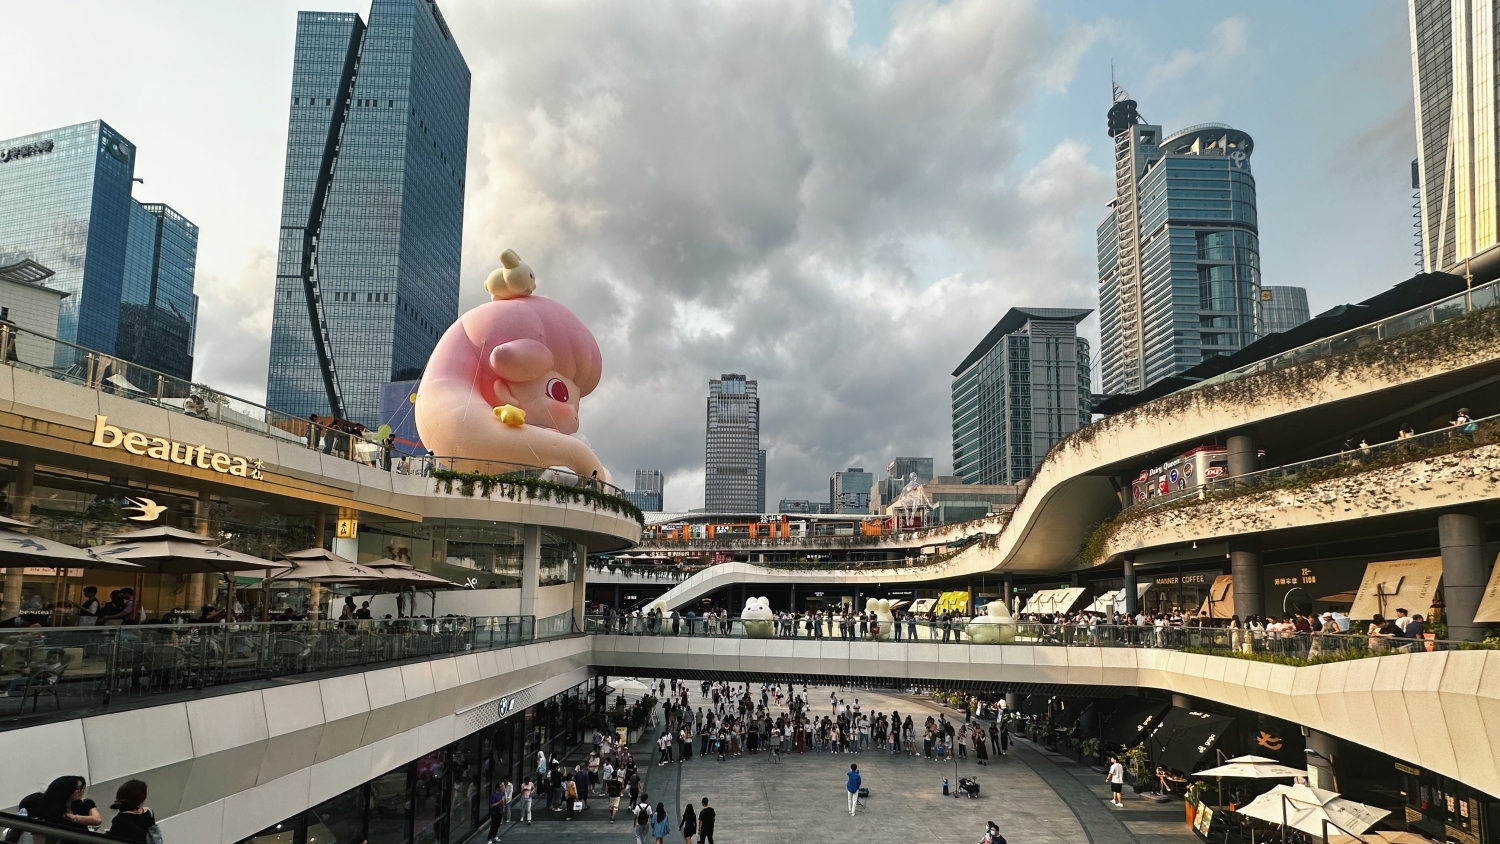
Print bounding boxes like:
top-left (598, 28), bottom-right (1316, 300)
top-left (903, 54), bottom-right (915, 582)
top-left (1127, 411), bottom-right (1500, 515)
top-left (0, 811), bottom-right (113, 844)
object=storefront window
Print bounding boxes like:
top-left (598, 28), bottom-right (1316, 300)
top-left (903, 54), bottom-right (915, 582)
top-left (540, 532), bottom-right (576, 586)
top-left (306, 787), bottom-right (364, 844)
top-left (411, 749), bottom-right (449, 844)
top-left (236, 819), bottom-right (301, 844)
top-left (449, 735), bottom-right (481, 839)
top-left (367, 767), bottom-right (411, 844)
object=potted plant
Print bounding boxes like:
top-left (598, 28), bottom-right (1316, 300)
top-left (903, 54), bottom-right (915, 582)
top-left (1184, 780), bottom-right (1209, 826)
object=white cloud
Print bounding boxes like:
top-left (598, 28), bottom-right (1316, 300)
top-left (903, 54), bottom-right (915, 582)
top-left (191, 247), bottom-right (275, 401)
top-left (1147, 16), bottom-right (1249, 88)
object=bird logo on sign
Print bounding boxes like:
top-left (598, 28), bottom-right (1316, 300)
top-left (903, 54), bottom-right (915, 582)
top-left (123, 497), bottom-right (167, 521)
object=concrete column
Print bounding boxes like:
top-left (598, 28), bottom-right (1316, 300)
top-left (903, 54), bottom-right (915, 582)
top-left (613, 583), bottom-right (621, 610)
top-left (2, 460), bottom-right (35, 620)
top-left (572, 544), bottom-right (587, 629)
top-left (1003, 576), bottom-right (1013, 611)
top-left (1305, 729), bottom-right (1338, 791)
top-left (1227, 433), bottom-right (1257, 478)
top-left (1004, 693), bottom-right (1017, 711)
top-left (1439, 510), bottom-right (1488, 641)
top-left (789, 583), bottom-right (796, 612)
top-left (1231, 548), bottom-right (1264, 620)
top-left (186, 491), bottom-right (212, 612)
top-left (1123, 558), bottom-right (1139, 616)
top-left (520, 525), bottom-right (541, 618)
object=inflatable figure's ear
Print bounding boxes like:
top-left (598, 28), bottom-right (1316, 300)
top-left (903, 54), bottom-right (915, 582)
top-left (489, 339), bottom-right (554, 382)
top-left (501, 249), bottom-right (523, 269)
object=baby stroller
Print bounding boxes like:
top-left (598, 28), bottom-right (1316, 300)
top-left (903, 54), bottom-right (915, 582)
top-left (957, 776), bottom-right (980, 799)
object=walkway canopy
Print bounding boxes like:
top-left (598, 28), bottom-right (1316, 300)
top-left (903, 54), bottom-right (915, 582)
top-left (1148, 707), bottom-right (1235, 773)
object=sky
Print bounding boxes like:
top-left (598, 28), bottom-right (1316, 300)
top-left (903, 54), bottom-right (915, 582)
top-left (1, 0), bottom-right (1414, 511)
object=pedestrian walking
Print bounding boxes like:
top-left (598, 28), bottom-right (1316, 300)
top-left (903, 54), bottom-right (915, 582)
top-left (651, 803), bottom-right (671, 843)
top-left (679, 803), bottom-right (698, 844)
top-left (1107, 756), bottom-right (1126, 807)
top-left (633, 793), bottom-right (653, 844)
top-left (846, 763), bottom-right (862, 816)
top-left (607, 772), bottom-right (624, 823)
top-left (697, 797), bottom-right (716, 844)
top-left (519, 777), bottom-right (534, 825)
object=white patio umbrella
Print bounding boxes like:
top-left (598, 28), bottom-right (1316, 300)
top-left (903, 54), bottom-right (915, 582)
top-left (362, 559), bottom-right (462, 616)
top-left (0, 520), bottom-right (141, 625)
top-left (269, 548), bottom-right (387, 621)
top-left (90, 526), bottom-right (290, 618)
top-left (1326, 831), bottom-right (1439, 844)
top-left (1195, 755), bottom-right (1308, 779)
top-left (1237, 784), bottom-right (1390, 839)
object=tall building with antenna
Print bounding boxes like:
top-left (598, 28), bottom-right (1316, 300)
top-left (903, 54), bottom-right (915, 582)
top-left (265, 0), bottom-right (470, 426)
top-left (1097, 83), bottom-right (1261, 395)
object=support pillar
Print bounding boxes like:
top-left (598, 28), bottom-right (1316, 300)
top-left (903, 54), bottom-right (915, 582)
top-left (789, 583), bottom-right (796, 613)
top-left (572, 544), bottom-right (587, 630)
top-left (1003, 575), bottom-right (1013, 613)
top-left (187, 491), bottom-right (212, 613)
top-left (2, 460), bottom-right (35, 621)
top-left (1305, 729), bottom-right (1339, 791)
top-left (1227, 433), bottom-right (1257, 479)
top-left (1004, 692), bottom-right (1017, 712)
top-left (520, 525), bottom-right (541, 619)
top-left (614, 584), bottom-right (622, 611)
top-left (1231, 548), bottom-right (1264, 620)
top-left (1439, 509), bottom-right (1488, 641)
top-left (1123, 558), bottom-right (1139, 617)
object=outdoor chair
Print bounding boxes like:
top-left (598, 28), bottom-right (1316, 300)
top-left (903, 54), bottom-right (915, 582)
top-left (7, 654), bottom-right (73, 713)
top-left (142, 645), bottom-right (190, 691)
top-left (270, 636), bottom-right (312, 674)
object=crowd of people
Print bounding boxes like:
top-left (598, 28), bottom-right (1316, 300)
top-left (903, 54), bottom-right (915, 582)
top-left (2, 776), bottom-right (165, 843)
top-left (599, 606), bottom-right (974, 640)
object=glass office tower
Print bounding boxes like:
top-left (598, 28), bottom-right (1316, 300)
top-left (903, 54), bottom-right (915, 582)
top-left (117, 203), bottom-right (199, 378)
top-left (0, 121), bottom-right (199, 378)
top-left (266, 0), bottom-right (471, 425)
top-left (0, 121), bottom-right (136, 354)
top-left (1098, 88), bottom-right (1260, 395)
top-left (952, 308), bottom-right (1092, 485)
top-left (1259, 285), bottom-right (1310, 336)
top-left (705, 374), bottom-right (761, 512)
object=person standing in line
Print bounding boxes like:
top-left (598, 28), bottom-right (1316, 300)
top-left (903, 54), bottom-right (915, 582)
top-left (846, 763), bottom-right (862, 816)
top-left (974, 724), bottom-right (989, 766)
top-left (518, 777), bottom-right (534, 825)
top-left (679, 802), bottom-right (698, 844)
top-left (1106, 756), bottom-right (1126, 807)
top-left (989, 720), bottom-right (1001, 755)
top-left (697, 797), bottom-right (716, 844)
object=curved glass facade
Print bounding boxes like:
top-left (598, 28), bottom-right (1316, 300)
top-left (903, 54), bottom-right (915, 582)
top-left (360, 520), bottom-right (579, 588)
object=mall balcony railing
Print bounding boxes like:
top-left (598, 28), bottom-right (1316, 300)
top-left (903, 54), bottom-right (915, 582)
top-left (1126, 411), bottom-right (1500, 515)
top-left (0, 614), bottom-right (548, 733)
top-left (1182, 275), bottom-right (1500, 394)
top-left (582, 615), bottom-right (1484, 661)
top-left (0, 322), bottom-right (630, 499)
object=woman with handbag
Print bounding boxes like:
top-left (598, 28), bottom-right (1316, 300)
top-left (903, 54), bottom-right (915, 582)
top-left (107, 780), bottom-right (163, 843)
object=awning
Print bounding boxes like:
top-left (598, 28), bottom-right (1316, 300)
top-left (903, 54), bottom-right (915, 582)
top-left (1349, 558), bottom-right (1443, 621)
top-left (909, 598), bottom-right (936, 614)
top-left (1473, 552), bottom-right (1500, 623)
top-left (1019, 589), bottom-right (1057, 615)
top-left (1085, 583), bottom-right (1152, 614)
top-left (1052, 587), bottom-right (1086, 614)
top-left (1148, 707), bottom-right (1235, 773)
top-left (1101, 699), bottom-right (1171, 744)
top-left (1198, 574), bottom-right (1235, 619)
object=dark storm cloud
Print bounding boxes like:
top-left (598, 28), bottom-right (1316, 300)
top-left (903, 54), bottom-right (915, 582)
top-left (455, 0), bottom-right (1107, 507)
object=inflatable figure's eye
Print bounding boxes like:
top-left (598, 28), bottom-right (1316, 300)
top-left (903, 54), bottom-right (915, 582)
top-left (546, 378), bottom-right (570, 403)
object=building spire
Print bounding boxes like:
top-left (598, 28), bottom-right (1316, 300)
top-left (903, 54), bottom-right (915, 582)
top-left (1111, 62), bottom-right (1132, 103)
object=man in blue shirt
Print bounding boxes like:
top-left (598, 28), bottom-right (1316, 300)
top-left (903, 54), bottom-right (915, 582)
top-left (846, 763), bottom-right (862, 816)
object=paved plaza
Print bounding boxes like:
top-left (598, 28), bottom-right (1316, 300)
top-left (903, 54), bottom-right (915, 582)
top-left (484, 685), bottom-right (1198, 844)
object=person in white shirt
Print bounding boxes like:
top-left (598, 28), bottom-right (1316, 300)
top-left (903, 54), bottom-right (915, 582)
top-left (1106, 756), bottom-right (1126, 807)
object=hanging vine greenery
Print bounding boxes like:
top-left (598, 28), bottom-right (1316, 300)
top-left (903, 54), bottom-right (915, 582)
top-left (430, 469), bottom-right (645, 526)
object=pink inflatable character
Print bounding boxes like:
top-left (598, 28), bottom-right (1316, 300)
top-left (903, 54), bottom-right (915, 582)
top-left (414, 249), bottom-right (608, 480)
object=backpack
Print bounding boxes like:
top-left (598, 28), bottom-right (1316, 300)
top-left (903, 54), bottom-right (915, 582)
top-left (636, 803), bottom-right (651, 826)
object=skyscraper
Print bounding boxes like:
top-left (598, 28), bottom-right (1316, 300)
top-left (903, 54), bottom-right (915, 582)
top-left (266, 0), bottom-right (471, 426)
top-left (1259, 286), bottom-right (1310, 336)
top-left (0, 121), bottom-right (199, 379)
top-left (952, 308), bottom-right (1092, 486)
top-left (628, 469), bottom-right (664, 512)
top-left (1409, 0), bottom-right (1500, 277)
top-left (705, 374), bottom-right (761, 512)
top-left (1098, 86), bottom-right (1260, 395)
top-left (829, 467), bottom-right (874, 514)
top-left (117, 203), bottom-right (198, 378)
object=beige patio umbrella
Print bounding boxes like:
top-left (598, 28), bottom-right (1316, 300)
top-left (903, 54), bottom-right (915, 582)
top-left (1237, 783), bottom-right (1390, 839)
top-left (90, 526), bottom-right (290, 618)
top-left (269, 548), bottom-right (386, 621)
top-left (0, 519), bottom-right (142, 625)
top-left (363, 559), bottom-right (462, 616)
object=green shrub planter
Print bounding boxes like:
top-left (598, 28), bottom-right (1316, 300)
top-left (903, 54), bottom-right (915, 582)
top-left (431, 468), bottom-right (645, 526)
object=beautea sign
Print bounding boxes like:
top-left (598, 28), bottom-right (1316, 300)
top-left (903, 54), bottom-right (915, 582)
top-left (91, 416), bottom-right (265, 480)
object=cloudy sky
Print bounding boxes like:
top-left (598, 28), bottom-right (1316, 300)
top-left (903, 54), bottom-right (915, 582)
top-left (3, 0), bottom-right (1413, 510)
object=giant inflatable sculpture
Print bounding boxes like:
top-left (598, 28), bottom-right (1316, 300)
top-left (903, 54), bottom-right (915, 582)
top-left (415, 250), bottom-right (608, 480)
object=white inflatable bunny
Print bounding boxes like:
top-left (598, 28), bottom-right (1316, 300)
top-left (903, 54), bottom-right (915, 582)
top-left (865, 598), bottom-right (895, 640)
top-left (965, 599), bottom-right (1017, 644)
top-left (742, 596), bottom-right (774, 638)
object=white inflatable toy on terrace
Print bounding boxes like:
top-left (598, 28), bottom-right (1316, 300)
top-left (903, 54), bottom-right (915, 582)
top-left (965, 599), bottom-right (1017, 644)
top-left (865, 598), bottom-right (895, 640)
top-left (741, 596), bottom-right (774, 638)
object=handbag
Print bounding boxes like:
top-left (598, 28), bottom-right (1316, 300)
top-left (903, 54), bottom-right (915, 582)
top-left (572, 800), bottom-right (584, 812)
top-left (147, 823), bottom-right (166, 844)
